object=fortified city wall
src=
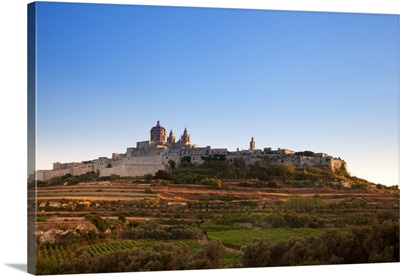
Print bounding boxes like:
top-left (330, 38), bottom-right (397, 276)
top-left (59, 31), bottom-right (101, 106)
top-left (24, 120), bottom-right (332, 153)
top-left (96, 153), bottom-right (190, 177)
top-left (99, 155), bottom-right (181, 177)
top-left (225, 154), bottom-right (347, 172)
top-left (35, 121), bottom-right (347, 181)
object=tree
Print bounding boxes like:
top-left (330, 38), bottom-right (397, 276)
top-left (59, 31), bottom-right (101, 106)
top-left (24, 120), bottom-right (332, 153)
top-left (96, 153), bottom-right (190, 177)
top-left (204, 241), bottom-right (226, 268)
top-left (254, 161), bottom-right (264, 169)
top-left (181, 156), bottom-right (191, 163)
top-left (144, 173), bottom-right (153, 181)
top-left (168, 159), bottom-right (176, 170)
top-left (85, 214), bottom-right (107, 232)
top-left (242, 239), bottom-right (275, 267)
top-left (118, 214), bottom-right (126, 223)
top-left (233, 157), bottom-right (246, 169)
top-left (155, 170), bottom-right (171, 180)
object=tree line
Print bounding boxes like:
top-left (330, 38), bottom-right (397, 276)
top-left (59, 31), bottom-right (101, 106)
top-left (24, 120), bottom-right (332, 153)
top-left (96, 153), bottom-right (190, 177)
top-left (122, 220), bottom-right (201, 240)
top-left (153, 157), bottom-right (398, 190)
top-left (242, 221), bottom-right (399, 266)
top-left (37, 241), bottom-right (226, 275)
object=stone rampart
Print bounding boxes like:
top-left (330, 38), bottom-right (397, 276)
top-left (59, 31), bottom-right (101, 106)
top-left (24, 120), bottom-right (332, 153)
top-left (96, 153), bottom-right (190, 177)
top-left (100, 163), bottom-right (166, 177)
top-left (226, 154), bottom-right (347, 172)
top-left (99, 155), bottom-right (181, 177)
top-left (36, 168), bottom-right (72, 181)
top-left (36, 121), bottom-right (349, 181)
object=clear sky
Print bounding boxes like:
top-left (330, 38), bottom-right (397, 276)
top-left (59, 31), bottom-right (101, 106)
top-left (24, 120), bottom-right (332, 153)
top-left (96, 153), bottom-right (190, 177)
top-left (35, 2), bottom-right (399, 186)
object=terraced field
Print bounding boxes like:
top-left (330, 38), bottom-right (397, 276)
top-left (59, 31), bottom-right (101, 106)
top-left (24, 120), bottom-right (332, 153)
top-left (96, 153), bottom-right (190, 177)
top-left (30, 177), bottom-right (399, 274)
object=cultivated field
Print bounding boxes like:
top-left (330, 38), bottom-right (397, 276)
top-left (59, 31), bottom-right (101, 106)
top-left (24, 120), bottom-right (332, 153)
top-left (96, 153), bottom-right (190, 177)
top-left (29, 176), bottom-right (399, 274)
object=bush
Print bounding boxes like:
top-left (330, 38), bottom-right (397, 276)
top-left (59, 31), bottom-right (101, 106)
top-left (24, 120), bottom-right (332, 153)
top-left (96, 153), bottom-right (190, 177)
top-left (122, 221), bottom-right (200, 240)
top-left (118, 214), bottom-right (126, 223)
top-left (144, 173), bottom-right (153, 181)
top-left (85, 214), bottom-right (107, 232)
top-left (199, 178), bottom-right (222, 189)
top-left (155, 170), bottom-right (171, 180)
top-left (267, 181), bottom-right (279, 188)
top-left (67, 178), bottom-right (80, 185)
top-left (160, 180), bottom-right (172, 186)
top-left (242, 222), bottom-right (399, 267)
top-left (144, 188), bottom-right (156, 194)
top-left (240, 201), bottom-right (258, 208)
top-left (168, 160), bottom-right (176, 169)
top-left (172, 172), bottom-right (206, 184)
top-left (281, 197), bottom-right (326, 212)
top-left (181, 156), bottom-right (192, 163)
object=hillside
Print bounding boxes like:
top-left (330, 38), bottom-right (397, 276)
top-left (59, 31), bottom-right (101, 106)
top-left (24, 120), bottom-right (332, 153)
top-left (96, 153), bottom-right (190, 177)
top-left (29, 158), bottom-right (399, 274)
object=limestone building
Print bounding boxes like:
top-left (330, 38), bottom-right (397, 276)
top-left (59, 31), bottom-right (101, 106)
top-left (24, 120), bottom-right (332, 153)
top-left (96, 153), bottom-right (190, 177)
top-left (35, 121), bottom-right (347, 181)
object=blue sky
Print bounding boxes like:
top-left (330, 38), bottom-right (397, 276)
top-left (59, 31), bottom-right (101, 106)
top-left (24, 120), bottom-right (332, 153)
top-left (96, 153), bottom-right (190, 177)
top-left (35, 2), bottom-right (399, 186)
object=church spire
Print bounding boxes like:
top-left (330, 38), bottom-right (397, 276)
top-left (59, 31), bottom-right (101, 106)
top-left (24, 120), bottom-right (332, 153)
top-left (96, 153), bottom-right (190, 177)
top-left (167, 128), bottom-right (176, 144)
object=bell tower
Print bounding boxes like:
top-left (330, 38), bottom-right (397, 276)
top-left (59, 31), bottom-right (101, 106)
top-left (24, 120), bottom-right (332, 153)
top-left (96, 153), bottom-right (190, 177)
top-left (180, 127), bottom-right (191, 143)
top-left (250, 136), bottom-right (256, 151)
top-left (167, 129), bottom-right (176, 144)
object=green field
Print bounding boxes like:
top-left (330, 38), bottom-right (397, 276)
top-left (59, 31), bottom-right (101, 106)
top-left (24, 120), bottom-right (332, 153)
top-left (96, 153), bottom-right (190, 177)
top-left (207, 228), bottom-right (328, 249)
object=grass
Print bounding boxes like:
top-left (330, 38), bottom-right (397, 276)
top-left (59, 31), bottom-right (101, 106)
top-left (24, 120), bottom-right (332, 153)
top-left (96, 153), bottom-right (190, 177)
top-left (36, 216), bottom-right (52, 222)
top-left (220, 252), bottom-right (242, 267)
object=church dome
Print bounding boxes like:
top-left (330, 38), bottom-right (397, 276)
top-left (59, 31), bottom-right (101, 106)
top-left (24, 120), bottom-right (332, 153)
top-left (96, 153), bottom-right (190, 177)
top-left (150, 121), bottom-right (167, 143)
top-left (151, 120), bottom-right (166, 132)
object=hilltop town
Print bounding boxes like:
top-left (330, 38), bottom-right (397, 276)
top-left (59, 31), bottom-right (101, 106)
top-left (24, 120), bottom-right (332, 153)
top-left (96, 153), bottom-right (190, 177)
top-left (36, 121), bottom-right (347, 181)
top-left (30, 121), bottom-right (399, 275)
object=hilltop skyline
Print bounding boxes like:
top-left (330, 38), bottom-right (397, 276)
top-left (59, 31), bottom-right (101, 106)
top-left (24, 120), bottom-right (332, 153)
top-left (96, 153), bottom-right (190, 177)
top-left (34, 2), bottom-right (398, 186)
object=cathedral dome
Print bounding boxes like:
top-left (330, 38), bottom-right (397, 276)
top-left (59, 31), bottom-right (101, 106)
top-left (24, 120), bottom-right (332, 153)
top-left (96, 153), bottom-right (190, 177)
top-left (151, 120), bottom-right (166, 132)
top-left (150, 121), bottom-right (167, 143)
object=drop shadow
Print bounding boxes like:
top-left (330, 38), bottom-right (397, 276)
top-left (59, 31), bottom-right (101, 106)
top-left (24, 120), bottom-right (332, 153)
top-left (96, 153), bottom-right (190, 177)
top-left (6, 263), bottom-right (27, 272)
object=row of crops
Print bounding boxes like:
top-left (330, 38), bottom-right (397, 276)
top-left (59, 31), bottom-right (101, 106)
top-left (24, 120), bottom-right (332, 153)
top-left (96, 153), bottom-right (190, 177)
top-left (85, 241), bottom-right (155, 257)
top-left (37, 240), bottom-right (202, 265)
top-left (37, 228), bottom-right (332, 266)
top-left (37, 244), bottom-right (73, 264)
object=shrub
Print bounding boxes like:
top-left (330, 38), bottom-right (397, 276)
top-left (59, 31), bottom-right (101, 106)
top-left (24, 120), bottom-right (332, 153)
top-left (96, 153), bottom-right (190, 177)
top-left (85, 214), bottom-right (107, 232)
top-left (199, 178), bottom-right (222, 189)
top-left (240, 201), bottom-right (258, 208)
top-left (267, 181), bottom-right (279, 188)
top-left (144, 188), bottom-right (156, 194)
top-left (118, 214), bottom-right (126, 223)
top-left (168, 159), bottom-right (176, 169)
top-left (67, 178), bottom-right (80, 186)
top-left (155, 170), bottom-right (171, 180)
top-left (241, 222), bottom-right (399, 267)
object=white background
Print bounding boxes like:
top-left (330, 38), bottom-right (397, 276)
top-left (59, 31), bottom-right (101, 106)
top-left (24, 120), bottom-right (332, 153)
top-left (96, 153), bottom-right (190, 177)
top-left (0, 1), bottom-right (399, 276)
